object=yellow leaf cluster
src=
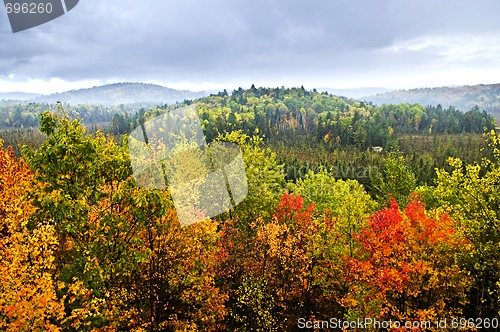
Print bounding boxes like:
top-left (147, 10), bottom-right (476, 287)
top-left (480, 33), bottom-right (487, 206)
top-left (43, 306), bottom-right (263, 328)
top-left (0, 144), bottom-right (65, 331)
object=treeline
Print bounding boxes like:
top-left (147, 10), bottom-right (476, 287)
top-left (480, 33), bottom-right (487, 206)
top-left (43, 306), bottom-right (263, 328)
top-left (272, 132), bottom-right (489, 195)
top-left (0, 102), bottom-right (140, 155)
top-left (1, 111), bottom-right (500, 330)
top-left (1, 87), bottom-right (495, 142)
top-left (2, 87), bottom-right (494, 148)
top-left (0, 102), bottom-right (138, 128)
top-left (109, 86), bottom-right (493, 149)
top-left (198, 86), bottom-right (494, 147)
top-left (0, 128), bottom-right (46, 156)
top-left (2, 87), bottom-right (494, 192)
top-left (112, 87), bottom-right (492, 191)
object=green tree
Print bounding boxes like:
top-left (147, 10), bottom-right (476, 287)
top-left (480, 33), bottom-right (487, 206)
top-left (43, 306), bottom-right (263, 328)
top-left (426, 140), bottom-right (500, 318)
top-left (375, 153), bottom-right (417, 206)
top-left (216, 131), bottom-right (286, 226)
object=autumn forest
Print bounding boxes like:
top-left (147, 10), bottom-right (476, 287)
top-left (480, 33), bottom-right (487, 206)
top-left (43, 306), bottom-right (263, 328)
top-left (1, 86), bottom-right (500, 331)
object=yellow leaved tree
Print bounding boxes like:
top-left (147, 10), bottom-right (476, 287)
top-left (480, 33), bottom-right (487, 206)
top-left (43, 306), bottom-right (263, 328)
top-left (0, 142), bottom-right (65, 331)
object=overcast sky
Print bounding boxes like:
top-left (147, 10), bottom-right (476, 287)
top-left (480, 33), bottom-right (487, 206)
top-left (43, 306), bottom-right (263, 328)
top-left (1, 0), bottom-right (500, 94)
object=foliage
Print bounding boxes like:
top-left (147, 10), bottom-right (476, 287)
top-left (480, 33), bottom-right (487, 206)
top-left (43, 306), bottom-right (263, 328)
top-left (0, 102), bottom-right (130, 129)
top-left (348, 197), bottom-right (471, 323)
top-left (374, 153), bottom-right (418, 206)
top-left (367, 84), bottom-right (500, 120)
top-left (423, 130), bottom-right (500, 318)
top-left (291, 169), bottom-right (377, 318)
top-left (220, 184), bottom-right (373, 330)
top-left (219, 193), bottom-right (320, 330)
top-left (125, 216), bottom-right (227, 331)
top-left (20, 112), bottom-right (226, 330)
top-left (0, 142), bottom-right (65, 331)
top-left (215, 131), bottom-right (286, 226)
top-left (0, 94), bottom-right (498, 330)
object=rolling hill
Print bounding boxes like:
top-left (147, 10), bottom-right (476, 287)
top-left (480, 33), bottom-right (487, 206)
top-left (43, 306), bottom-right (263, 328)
top-left (362, 83), bottom-right (500, 117)
top-left (32, 82), bottom-right (211, 106)
top-left (0, 92), bottom-right (43, 101)
top-left (0, 82), bottom-right (212, 106)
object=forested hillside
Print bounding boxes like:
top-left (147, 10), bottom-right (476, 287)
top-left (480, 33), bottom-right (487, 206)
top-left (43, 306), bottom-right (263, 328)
top-left (0, 83), bottom-right (208, 107)
top-left (0, 92), bottom-right (42, 102)
top-left (364, 83), bottom-right (500, 119)
top-left (0, 102), bottom-right (133, 128)
top-left (108, 86), bottom-right (493, 192)
top-left (1, 87), bottom-right (499, 330)
top-left (31, 82), bottom-right (210, 106)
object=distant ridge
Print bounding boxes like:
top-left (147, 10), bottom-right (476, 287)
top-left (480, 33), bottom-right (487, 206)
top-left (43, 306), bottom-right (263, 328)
top-left (30, 82), bottom-right (211, 106)
top-left (4, 83), bottom-right (500, 115)
top-left (0, 92), bottom-right (43, 101)
top-left (362, 83), bottom-right (500, 116)
top-left (317, 87), bottom-right (390, 99)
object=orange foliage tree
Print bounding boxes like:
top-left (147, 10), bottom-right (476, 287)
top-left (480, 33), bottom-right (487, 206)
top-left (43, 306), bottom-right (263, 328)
top-left (0, 143), bottom-right (65, 331)
top-left (124, 212), bottom-right (228, 331)
top-left (348, 197), bottom-right (472, 324)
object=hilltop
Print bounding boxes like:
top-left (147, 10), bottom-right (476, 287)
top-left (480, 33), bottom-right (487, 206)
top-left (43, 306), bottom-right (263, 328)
top-left (0, 82), bottom-right (211, 106)
top-left (34, 82), bottom-right (212, 106)
top-left (0, 92), bottom-right (43, 102)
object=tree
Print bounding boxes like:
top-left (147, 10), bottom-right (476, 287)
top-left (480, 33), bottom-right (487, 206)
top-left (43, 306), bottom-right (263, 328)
top-left (291, 169), bottom-right (377, 320)
top-left (348, 197), bottom-right (471, 323)
top-left (22, 112), bottom-right (227, 330)
top-left (220, 193), bottom-right (319, 330)
top-left (0, 143), bottom-right (65, 330)
top-left (216, 131), bottom-right (286, 226)
top-left (220, 181), bottom-right (374, 330)
top-left (125, 216), bottom-right (227, 331)
top-left (375, 153), bottom-right (417, 206)
top-left (425, 131), bottom-right (500, 318)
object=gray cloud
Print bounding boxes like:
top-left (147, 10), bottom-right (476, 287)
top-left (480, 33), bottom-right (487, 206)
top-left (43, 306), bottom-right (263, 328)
top-left (1, 0), bottom-right (500, 90)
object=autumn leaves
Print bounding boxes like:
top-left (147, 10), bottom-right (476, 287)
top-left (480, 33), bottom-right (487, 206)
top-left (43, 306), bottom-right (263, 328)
top-left (0, 111), bottom-right (496, 330)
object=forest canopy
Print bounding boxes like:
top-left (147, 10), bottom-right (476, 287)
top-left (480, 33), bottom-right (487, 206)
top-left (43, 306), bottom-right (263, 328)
top-left (0, 87), bottom-right (499, 330)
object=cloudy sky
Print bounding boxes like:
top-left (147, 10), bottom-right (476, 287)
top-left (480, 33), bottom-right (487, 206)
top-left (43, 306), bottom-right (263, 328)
top-left (1, 0), bottom-right (500, 94)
